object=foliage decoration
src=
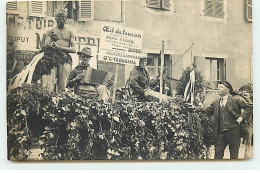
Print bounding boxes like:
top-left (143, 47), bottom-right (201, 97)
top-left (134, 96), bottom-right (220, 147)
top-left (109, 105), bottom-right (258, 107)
top-left (7, 84), bottom-right (213, 160)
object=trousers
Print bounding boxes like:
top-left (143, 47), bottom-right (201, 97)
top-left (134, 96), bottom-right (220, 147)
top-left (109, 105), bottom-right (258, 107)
top-left (144, 88), bottom-right (170, 102)
top-left (214, 127), bottom-right (241, 159)
top-left (79, 85), bottom-right (110, 101)
top-left (42, 63), bottom-right (71, 92)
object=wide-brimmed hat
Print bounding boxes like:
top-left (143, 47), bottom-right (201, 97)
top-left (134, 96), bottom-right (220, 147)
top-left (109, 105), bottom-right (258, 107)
top-left (77, 47), bottom-right (93, 57)
top-left (139, 54), bottom-right (153, 65)
top-left (218, 80), bottom-right (233, 93)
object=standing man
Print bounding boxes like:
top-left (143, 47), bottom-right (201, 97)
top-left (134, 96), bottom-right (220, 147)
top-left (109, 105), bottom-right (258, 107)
top-left (67, 47), bottom-right (110, 101)
top-left (205, 81), bottom-right (252, 159)
top-left (128, 57), bottom-right (170, 102)
top-left (39, 8), bottom-right (76, 92)
top-left (238, 84), bottom-right (253, 158)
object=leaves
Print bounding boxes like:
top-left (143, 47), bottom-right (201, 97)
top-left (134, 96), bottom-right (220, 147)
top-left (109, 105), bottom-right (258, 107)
top-left (7, 84), bottom-right (213, 160)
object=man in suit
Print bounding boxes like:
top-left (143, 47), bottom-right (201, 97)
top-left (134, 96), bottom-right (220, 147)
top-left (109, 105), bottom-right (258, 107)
top-left (206, 81), bottom-right (252, 159)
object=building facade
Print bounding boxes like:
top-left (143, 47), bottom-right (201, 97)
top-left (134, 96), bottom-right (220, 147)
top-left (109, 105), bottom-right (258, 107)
top-left (6, 0), bottom-right (252, 90)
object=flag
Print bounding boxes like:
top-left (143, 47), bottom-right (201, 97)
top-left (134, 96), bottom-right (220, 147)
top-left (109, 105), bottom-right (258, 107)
top-left (183, 69), bottom-right (195, 105)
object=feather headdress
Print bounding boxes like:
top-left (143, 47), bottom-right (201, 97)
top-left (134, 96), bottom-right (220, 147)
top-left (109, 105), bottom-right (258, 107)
top-left (54, 1), bottom-right (68, 19)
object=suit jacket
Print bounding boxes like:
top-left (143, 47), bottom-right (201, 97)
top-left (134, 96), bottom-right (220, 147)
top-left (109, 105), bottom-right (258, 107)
top-left (128, 67), bottom-right (159, 96)
top-left (206, 95), bottom-right (253, 144)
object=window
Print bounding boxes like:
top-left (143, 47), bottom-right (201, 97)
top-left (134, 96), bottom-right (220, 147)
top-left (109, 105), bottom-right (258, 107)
top-left (146, 0), bottom-right (172, 11)
top-left (6, 1), bottom-right (19, 14)
top-left (45, 0), bottom-right (93, 21)
top-left (29, 1), bottom-right (45, 17)
top-left (204, 0), bottom-right (224, 18)
top-left (47, 1), bottom-right (79, 20)
top-left (205, 58), bottom-right (225, 88)
top-left (78, 0), bottom-right (94, 21)
top-left (246, 0), bottom-right (252, 22)
top-left (146, 53), bottom-right (171, 79)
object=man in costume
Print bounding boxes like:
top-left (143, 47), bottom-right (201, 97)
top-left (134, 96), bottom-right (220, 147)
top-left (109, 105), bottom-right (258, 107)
top-left (205, 81), bottom-right (252, 159)
top-left (33, 7), bottom-right (76, 92)
top-left (67, 47), bottom-right (110, 101)
top-left (128, 56), bottom-right (171, 102)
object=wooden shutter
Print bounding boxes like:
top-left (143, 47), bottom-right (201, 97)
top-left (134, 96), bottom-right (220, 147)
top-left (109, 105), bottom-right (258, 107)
top-left (162, 0), bottom-right (171, 11)
top-left (225, 58), bottom-right (235, 85)
top-left (246, 0), bottom-right (252, 22)
top-left (28, 1), bottom-right (44, 17)
top-left (147, 0), bottom-right (161, 9)
top-left (205, 0), bottom-right (213, 16)
top-left (214, 0), bottom-right (223, 18)
top-left (78, 0), bottom-right (94, 21)
top-left (194, 56), bottom-right (205, 78)
top-left (6, 1), bottom-right (19, 14)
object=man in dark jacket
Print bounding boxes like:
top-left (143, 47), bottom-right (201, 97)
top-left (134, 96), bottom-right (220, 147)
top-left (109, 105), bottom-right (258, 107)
top-left (67, 47), bottom-right (110, 101)
top-left (128, 57), bottom-right (170, 102)
top-left (206, 81), bottom-right (252, 159)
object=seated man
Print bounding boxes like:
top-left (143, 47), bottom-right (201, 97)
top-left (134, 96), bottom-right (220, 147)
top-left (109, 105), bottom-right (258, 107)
top-left (128, 57), bottom-right (171, 102)
top-left (67, 47), bottom-right (110, 101)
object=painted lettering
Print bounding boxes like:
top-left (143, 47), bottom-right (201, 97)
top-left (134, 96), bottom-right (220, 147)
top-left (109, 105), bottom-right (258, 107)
top-left (9, 16), bottom-right (15, 27)
top-left (103, 26), bottom-right (114, 33)
top-left (36, 18), bottom-right (42, 29)
top-left (27, 18), bottom-right (33, 29)
top-left (17, 16), bottom-right (24, 27)
top-left (87, 37), bottom-right (95, 45)
top-left (7, 36), bottom-right (30, 43)
top-left (48, 20), bottom-right (54, 28)
top-left (35, 33), bottom-right (47, 49)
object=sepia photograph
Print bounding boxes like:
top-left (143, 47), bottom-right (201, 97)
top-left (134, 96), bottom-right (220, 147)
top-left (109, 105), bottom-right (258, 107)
top-left (6, 0), bottom-right (253, 161)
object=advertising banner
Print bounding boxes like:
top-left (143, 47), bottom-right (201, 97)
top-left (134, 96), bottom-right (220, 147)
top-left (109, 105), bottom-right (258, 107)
top-left (99, 24), bottom-right (144, 66)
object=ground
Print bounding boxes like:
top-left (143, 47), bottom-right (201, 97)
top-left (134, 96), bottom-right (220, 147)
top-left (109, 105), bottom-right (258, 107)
top-left (28, 143), bottom-right (253, 160)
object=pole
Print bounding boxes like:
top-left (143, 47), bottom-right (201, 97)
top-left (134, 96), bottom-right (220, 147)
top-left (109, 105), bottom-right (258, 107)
top-left (159, 40), bottom-right (165, 103)
top-left (112, 64), bottom-right (119, 104)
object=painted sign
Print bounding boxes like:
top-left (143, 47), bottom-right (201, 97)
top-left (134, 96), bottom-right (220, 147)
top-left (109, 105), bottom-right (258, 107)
top-left (6, 14), bottom-right (100, 69)
top-left (99, 24), bottom-right (144, 65)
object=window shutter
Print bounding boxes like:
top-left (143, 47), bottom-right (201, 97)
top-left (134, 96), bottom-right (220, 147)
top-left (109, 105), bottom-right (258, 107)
top-left (6, 1), bottom-right (19, 14)
top-left (161, 0), bottom-right (171, 11)
top-left (147, 0), bottom-right (161, 9)
top-left (214, 0), bottom-right (223, 18)
top-left (28, 1), bottom-right (44, 17)
top-left (194, 56), bottom-right (205, 78)
top-left (78, 0), bottom-right (94, 21)
top-left (205, 0), bottom-right (213, 16)
top-left (246, 0), bottom-right (252, 22)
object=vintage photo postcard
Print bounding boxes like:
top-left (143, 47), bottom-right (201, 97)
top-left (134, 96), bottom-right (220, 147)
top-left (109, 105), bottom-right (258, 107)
top-left (6, 0), bottom-right (253, 161)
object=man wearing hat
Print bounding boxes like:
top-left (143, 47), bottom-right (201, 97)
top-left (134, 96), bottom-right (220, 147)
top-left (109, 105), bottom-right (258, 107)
top-left (238, 83), bottom-right (253, 158)
top-left (205, 80), bottom-right (252, 159)
top-left (67, 47), bottom-right (110, 101)
top-left (128, 56), bottom-right (170, 102)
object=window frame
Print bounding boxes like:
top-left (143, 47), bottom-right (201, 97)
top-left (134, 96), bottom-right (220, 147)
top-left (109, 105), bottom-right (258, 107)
top-left (204, 0), bottom-right (224, 19)
top-left (6, 1), bottom-right (19, 15)
top-left (246, 0), bottom-right (252, 22)
top-left (146, 0), bottom-right (173, 12)
top-left (28, 1), bottom-right (45, 17)
top-left (78, 0), bottom-right (94, 21)
top-left (201, 53), bottom-right (227, 88)
top-left (200, 0), bottom-right (227, 23)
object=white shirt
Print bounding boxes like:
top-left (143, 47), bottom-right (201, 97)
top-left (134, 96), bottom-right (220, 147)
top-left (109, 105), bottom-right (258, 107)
top-left (220, 95), bottom-right (228, 107)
